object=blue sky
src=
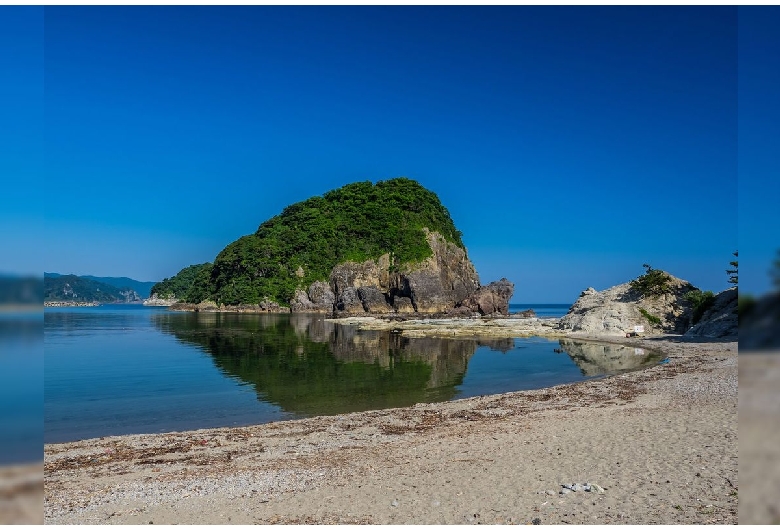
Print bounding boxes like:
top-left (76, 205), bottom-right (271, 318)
top-left (15, 6), bottom-right (753, 302)
top-left (738, 7), bottom-right (780, 296)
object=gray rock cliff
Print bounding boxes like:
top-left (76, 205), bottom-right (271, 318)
top-left (292, 229), bottom-right (483, 316)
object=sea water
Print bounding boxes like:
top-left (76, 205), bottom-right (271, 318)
top-left (44, 305), bottom-right (662, 443)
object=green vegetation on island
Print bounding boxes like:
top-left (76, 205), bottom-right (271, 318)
top-left (683, 289), bottom-right (717, 325)
top-left (629, 264), bottom-right (674, 298)
top-left (150, 263), bottom-right (213, 303)
top-left (154, 178), bottom-right (465, 306)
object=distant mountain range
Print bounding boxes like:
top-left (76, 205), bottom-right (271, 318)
top-left (45, 273), bottom-right (157, 299)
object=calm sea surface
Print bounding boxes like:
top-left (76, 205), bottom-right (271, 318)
top-left (44, 305), bottom-right (662, 443)
top-left (1, 313), bottom-right (43, 464)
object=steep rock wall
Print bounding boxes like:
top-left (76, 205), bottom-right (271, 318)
top-left (291, 229), bottom-right (483, 315)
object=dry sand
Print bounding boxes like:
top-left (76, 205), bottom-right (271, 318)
top-left (44, 334), bottom-right (737, 525)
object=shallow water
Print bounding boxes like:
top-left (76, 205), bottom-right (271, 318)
top-left (44, 305), bottom-right (663, 443)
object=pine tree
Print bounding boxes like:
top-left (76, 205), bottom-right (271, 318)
top-left (726, 251), bottom-right (738, 285)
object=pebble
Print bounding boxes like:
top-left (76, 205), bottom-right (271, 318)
top-left (390, 500), bottom-right (399, 508)
top-left (560, 482), bottom-right (605, 494)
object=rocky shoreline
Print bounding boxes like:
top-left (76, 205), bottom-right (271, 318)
top-left (156, 272), bottom-right (738, 342)
top-left (44, 301), bottom-right (100, 307)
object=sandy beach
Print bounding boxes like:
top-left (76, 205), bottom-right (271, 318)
top-left (43, 330), bottom-right (737, 525)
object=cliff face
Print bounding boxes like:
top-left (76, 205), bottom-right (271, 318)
top-left (291, 229), bottom-right (484, 315)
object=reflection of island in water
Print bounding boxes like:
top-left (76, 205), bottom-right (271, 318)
top-left (152, 312), bottom-right (513, 417)
top-left (558, 338), bottom-right (665, 376)
top-left (152, 313), bottom-right (664, 418)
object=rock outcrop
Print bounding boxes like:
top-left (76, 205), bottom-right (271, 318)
top-left (558, 272), bottom-right (697, 336)
top-left (144, 293), bottom-right (178, 306)
top-left (291, 229), bottom-right (483, 316)
top-left (457, 278), bottom-right (514, 316)
top-left (684, 287), bottom-right (738, 339)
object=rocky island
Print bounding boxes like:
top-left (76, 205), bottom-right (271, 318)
top-left (150, 178), bottom-right (515, 317)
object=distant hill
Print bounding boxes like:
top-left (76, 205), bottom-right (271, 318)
top-left (44, 275), bottom-right (142, 303)
top-left (45, 273), bottom-right (157, 299)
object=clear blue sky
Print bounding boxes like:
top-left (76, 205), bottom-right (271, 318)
top-left (738, 7), bottom-right (780, 296)
top-left (20, 6), bottom-right (751, 302)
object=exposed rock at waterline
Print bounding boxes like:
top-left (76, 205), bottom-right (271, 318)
top-left (558, 273), bottom-right (697, 336)
top-left (170, 298), bottom-right (288, 313)
top-left (143, 293), bottom-right (178, 306)
top-left (457, 278), bottom-right (515, 316)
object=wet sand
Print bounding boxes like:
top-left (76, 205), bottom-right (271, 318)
top-left (44, 334), bottom-right (737, 525)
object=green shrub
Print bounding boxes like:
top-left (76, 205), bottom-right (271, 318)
top-left (683, 289), bottom-right (716, 325)
top-left (630, 264), bottom-right (673, 298)
top-left (639, 308), bottom-right (662, 327)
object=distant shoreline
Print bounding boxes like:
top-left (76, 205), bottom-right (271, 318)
top-left (44, 301), bottom-right (100, 307)
top-left (43, 301), bottom-right (145, 307)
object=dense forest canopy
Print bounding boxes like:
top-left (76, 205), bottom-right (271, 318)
top-left (153, 178), bottom-right (465, 306)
